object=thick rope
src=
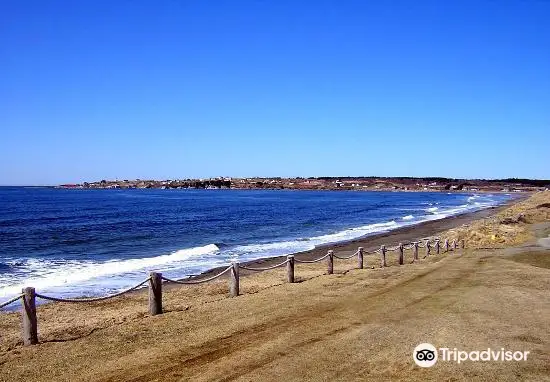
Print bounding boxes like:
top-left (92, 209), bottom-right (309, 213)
top-left (294, 253), bottom-right (330, 264)
top-left (333, 251), bottom-right (359, 260)
top-left (161, 265), bottom-right (233, 285)
top-left (35, 278), bottom-right (151, 303)
top-left (239, 259), bottom-right (289, 271)
top-left (0, 294), bottom-right (24, 309)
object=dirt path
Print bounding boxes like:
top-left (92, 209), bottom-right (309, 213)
top-left (1, 243), bottom-right (549, 381)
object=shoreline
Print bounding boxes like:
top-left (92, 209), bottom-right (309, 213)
top-left (0, 195), bottom-right (525, 307)
top-left (194, 196), bottom-right (524, 281)
top-left (0, 195), bottom-right (524, 303)
top-left (0, 192), bottom-right (547, 381)
top-left (52, 186), bottom-right (522, 193)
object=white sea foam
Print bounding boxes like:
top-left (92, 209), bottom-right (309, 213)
top-left (420, 194), bottom-right (498, 223)
top-left (310, 221), bottom-right (397, 244)
top-left (467, 194), bottom-right (481, 202)
top-left (0, 244), bottom-right (219, 299)
top-left (2, 219), bottom-right (403, 300)
top-left (229, 221), bottom-right (399, 264)
top-left (0, 192), bottom-right (510, 302)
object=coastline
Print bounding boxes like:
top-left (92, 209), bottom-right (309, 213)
top-left (0, 191), bottom-right (547, 382)
top-left (0, 195), bottom-right (522, 308)
top-left (0, 191), bottom-right (519, 304)
top-left (57, 175), bottom-right (549, 193)
top-left (194, 196), bottom-right (524, 281)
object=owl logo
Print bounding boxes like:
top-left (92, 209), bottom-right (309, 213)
top-left (413, 343), bottom-right (438, 367)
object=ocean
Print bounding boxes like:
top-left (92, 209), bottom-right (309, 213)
top-left (0, 187), bottom-right (514, 301)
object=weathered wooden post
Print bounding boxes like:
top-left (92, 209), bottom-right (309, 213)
top-left (413, 242), bottom-right (419, 261)
top-left (461, 239), bottom-right (465, 249)
top-left (22, 287), bottom-right (38, 345)
top-left (425, 241), bottom-right (431, 257)
top-left (357, 247), bottom-right (364, 269)
top-left (148, 272), bottom-right (163, 315)
top-left (381, 245), bottom-right (387, 267)
top-left (435, 240), bottom-right (440, 255)
top-left (230, 262), bottom-right (239, 297)
top-left (445, 239), bottom-right (450, 252)
top-left (327, 250), bottom-right (334, 275)
top-left (286, 255), bottom-right (294, 283)
top-left (398, 243), bottom-right (404, 265)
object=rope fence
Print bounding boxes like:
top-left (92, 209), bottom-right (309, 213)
top-left (1, 237), bottom-right (465, 346)
top-left (0, 294), bottom-right (24, 309)
top-left (35, 278), bottom-right (151, 304)
top-left (238, 259), bottom-right (290, 272)
top-left (333, 250), bottom-right (359, 260)
top-left (161, 265), bottom-right (233, 285)
top-left (294, 252), bottom-right (331, 263)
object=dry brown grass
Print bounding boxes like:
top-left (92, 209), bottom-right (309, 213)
top-left (442, 191), bottom-right (550, 248)
top-left (0, 193), bottom-right (549, 381)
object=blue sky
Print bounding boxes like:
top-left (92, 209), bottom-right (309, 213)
top-left (1, 1), bottom-right (549, 185)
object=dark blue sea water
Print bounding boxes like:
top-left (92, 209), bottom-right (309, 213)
top-left (0, 188), bottom-right (513, 300)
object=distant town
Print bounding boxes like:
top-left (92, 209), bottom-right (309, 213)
top-left (59, 177), bottom-right (550, 192)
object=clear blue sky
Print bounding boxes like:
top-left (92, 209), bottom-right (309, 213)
top-left (1, 1), bottom-right (549, 185)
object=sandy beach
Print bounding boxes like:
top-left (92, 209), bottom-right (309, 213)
top-left (0, 192), bottom-right (549, 381)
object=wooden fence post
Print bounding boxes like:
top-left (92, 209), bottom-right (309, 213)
top-left (425, 241), bottom-right (431, 257)
top-left (435, 240), bottom-right (440, 255)
top-left (381, 245), bottom-right (387, 267)
top-left (445, 239), bottom-right (449, 252)
top-left (287, 255), bottom-right (294, 283)
top-left (358, 247), bottom-right (364, 269)
top-left (230, 262), bottom-right (239, 297)
top-left (22, 287), bottom-right (38, 345)
top-left (398, 243), bottom-right (404, 265)
top-left (414, 242), bottom-right (419, 261)
top-left (327, 250), bottom-right (334, 275)
top-left (148, 272), bottom-right (162, 316)
top-left (461, 239), bottom-right (465, 249)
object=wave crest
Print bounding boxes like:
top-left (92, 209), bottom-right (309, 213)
top-left (0, 244), bottom-right (219, 299)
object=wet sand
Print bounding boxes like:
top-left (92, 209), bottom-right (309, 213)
top-left (201, 198), bottom-right (521, 279)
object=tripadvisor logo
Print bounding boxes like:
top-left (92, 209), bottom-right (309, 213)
top-left (413, 343), bottom-right (530, 367)
top-left (413, 343), bottom-right (438, 367)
